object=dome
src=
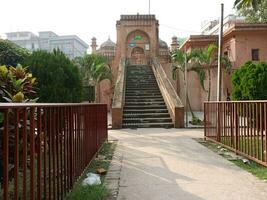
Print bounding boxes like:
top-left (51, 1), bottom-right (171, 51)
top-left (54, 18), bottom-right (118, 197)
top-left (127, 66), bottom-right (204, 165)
top-left (100, 38), bottom-right (116, 50)
top-left (172, 35), bottom-right (177, 40)
top-left (158, 38), bottom-right (168, 49)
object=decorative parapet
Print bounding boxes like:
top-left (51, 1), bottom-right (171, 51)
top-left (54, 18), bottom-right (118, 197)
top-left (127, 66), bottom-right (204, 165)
top-left (116, 14), bottom-right (159, 26)
top-left (151, 58), bottom-right (184, 128)
top-left (112, 58), bottom-right (126, 128)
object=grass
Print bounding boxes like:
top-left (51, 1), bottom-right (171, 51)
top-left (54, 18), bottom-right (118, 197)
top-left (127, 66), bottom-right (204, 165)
top-left (65, 140), bottom-right (117, 200)
top-left (198, 138), bottom-right (267, 181)
top-left (209, 135), bottom-right (266, 161)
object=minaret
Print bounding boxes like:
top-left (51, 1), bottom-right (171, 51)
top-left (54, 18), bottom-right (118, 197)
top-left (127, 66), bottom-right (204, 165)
top-left (91, 37), bottom-right (97, 54)
top-left (171, 36), bottom-right (179, 52)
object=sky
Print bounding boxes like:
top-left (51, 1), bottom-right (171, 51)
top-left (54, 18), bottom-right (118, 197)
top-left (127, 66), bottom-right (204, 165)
top-left (0, 0), bottom-right (236, 47)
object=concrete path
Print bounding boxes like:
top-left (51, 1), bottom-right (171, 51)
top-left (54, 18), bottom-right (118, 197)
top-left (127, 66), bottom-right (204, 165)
top-left (108, 128), bottom-right (267, 200)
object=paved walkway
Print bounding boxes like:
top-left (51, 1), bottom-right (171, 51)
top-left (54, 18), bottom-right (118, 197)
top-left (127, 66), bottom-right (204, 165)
top-left (108, 128), bottom-right (267, 200)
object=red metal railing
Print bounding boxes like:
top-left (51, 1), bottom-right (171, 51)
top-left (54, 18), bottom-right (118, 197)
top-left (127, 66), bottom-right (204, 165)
top-left (204, 101), bottom-right (267, 167)
top-left (0, 103), bottom-right (107, 200)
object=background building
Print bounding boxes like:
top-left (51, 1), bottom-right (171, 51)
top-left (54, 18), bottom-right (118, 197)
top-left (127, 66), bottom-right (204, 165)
top-left (179, 15), bottom-right (267, 111)
top-left (6, 31), bottom-right (89, 59)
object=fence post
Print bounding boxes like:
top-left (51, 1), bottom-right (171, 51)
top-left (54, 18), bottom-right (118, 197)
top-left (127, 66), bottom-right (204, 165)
top-left (234, 103), bottom-right (239, 153)
top-left (217, 103), bottom-right (221, 142)
top-left (204, 103), bottom-right (206, 140)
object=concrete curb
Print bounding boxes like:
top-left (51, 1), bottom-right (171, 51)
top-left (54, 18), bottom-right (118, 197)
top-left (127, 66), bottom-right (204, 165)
top-left (105, 142), bottom-right (123, 200)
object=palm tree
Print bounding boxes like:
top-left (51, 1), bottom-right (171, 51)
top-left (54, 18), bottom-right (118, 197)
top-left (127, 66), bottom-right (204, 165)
top-left (80, 54), bottom-right (112, 102)
top-left (192, 44), bottom-right (231, 101)
top-left (234, 0), bottom-right (261, 9)
top-left (171, 49), bottom-right (202, 125)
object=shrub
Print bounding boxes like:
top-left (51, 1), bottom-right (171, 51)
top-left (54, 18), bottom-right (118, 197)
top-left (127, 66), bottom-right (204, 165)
top-left (24, 49), bottom-right (83, 103)
top-left (0, 39), bottom-right (30, 66)
top-left (232, 61), bottom-right (267, 100)
top-left (0, 64), bottom-right (38, 102)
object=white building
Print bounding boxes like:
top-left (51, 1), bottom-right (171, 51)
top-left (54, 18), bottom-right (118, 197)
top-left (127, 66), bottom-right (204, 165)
top-left (6, 31), bottom-right (89, 59)
top-left (201, 14), bottom-right (245, 35)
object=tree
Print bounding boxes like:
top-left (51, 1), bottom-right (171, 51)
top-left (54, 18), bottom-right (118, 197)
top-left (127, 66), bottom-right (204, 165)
top-left (171, 49), bottom-right (203, 125)
top-left (79, 54), bottom-right (112, 102)
top-left (24, 49), bottom-right (83, 103)
top-left (232, 61), bottom-right (267, 100)
top-left (234, 0), bottom-right (262, 9)
top-left (191, 44), bottom-right (231, 101)
top-left (235, 0), bottom-right (267, 23)
top-left (0, 39), bottom-right (30, 66)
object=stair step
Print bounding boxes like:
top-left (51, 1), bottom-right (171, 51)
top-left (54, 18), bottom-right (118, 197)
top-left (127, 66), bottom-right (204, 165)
top-left (123, 118), bottom-right (172, 123)
top-left (122, 65), bottom-right (174, 128)
top-left (125, 95), bottom-right (163, 99)
top-left (126, 83), bottom-right (158, 88)
top-left (125, 99), bottom-right (164, 102)
top-left (125, 102), bottom-right (165, 106)
top-left (124, 105), bottom-right (167, 109)
top-left (125, 90), bottom-right (161, 94)
top-left (123, 113), bottom-right (170, 118)
top-left (125, 91), bottom-right (161, 94)
top-left (126, 88), bottom-right (159, 91)
top-left (123, 109), bottom-right (169, 113)
top-left (122, 122), bottom-right (174, 128)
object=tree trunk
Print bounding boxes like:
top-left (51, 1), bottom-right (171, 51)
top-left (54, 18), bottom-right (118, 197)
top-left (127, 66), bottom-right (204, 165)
top-left (95, 83), bottom-right (100, 103)
top-left (186, 94), bottom-right (196, 119)
top-left (88, 85), bottom-right (95, 102)
top-left (208, 68), bottom-right (211, 101)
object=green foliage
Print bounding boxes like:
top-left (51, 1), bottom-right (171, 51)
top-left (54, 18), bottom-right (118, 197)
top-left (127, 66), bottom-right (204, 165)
top-left (0, 64), bottom-right (38, 102)
top-left (78, 54), bottom-right (112, 102)
top-left (0, 39), bottom-right (30, 66)
top-left (234, 0), bottom-right (262, 9)
top-left (24, 49), bottom-right (83, 103)
top-left (190, 44), bottom-right (232, 101)
top-left (235, 0), bottom-right (267, 23)
top-left (191, 66), bottom-right (206, 91)
top-left (232, 61), bottom-right (267, 100)
top-left (80, 54), bottom-right (112, 85)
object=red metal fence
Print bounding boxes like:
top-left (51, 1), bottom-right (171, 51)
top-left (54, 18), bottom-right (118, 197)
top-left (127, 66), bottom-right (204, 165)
top-left (0, 103), bottom-right (107, 200)
top-left (204, 101), bottom-right (267, 167)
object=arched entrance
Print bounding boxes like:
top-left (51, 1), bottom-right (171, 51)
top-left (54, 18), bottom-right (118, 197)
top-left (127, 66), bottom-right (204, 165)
top-left (131, 47), bottom-right (145, 65)
top-left (126, 30), bottom-right (150, 65)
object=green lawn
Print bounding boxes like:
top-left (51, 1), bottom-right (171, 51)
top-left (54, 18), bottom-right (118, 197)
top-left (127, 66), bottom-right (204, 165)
top-left (198, 139), bottom-right (267, 181)
top-left (65, 141), bottom-right (117, 200)
top-left (220, 136), bottom-right (266, 161)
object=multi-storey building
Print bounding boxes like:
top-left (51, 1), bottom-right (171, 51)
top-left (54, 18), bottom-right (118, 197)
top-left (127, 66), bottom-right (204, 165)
top-left (6, 31), bottom-right (89, 59)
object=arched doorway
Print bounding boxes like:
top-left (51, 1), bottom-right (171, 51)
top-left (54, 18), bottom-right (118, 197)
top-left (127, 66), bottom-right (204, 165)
top-left (131, 47), bottom-right (145, 65)
top-left (126, 30), bottom-right (150, 65)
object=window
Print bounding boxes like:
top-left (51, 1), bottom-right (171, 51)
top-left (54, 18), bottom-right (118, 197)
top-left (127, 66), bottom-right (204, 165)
top-left (32, 43), bottom-right (35, 50)
top-left (251, 49), bottom-right (259, 61)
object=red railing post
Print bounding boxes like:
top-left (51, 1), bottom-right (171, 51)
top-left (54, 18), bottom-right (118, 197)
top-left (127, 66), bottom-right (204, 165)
top-left (0, 103), bottom-right (107, 199)
top-left (217, 103), bottom-right (221, 142)
top-left (3, 109), bottom-right (9, 200)
top-left (30, 107), bottom-right (36, 200)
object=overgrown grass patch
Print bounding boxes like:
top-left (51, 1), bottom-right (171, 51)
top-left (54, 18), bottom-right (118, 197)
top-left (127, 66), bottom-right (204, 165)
top-left (197, 138), bottom-right (267, 182)
top-left (65, 140), bottom-right (117, 200)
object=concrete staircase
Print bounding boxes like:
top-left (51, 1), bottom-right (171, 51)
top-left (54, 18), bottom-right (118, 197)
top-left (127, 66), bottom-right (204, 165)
top-left (122, 65), bottom-right (173, 128)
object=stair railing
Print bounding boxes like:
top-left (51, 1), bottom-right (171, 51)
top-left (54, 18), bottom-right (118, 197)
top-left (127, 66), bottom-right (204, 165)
top-left (112, 57), bottom-right (127, 128)
top-left (151, 57), bottom-right (184, 128)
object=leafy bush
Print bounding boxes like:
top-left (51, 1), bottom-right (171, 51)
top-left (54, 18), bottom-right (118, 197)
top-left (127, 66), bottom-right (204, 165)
top-left (0, 64), bottom-right (38, 189)
top-left (0, 64), bottom-right (38, 102)
top-left (24, 49), bottom-right (83, 103)
top-left (232, 61), bottom-right (267, 100)
top-left (0, 39), bottom-right (30, 66)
